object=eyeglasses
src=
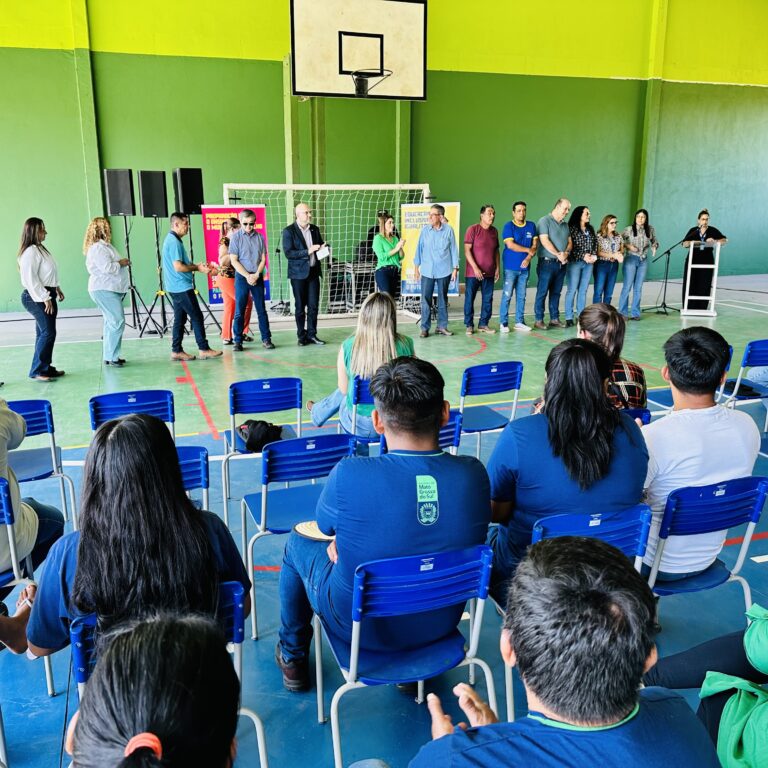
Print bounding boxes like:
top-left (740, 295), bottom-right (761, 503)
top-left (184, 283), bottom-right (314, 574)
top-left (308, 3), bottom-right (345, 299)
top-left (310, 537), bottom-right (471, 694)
top-left (242, 222), bottom-right (256, 228)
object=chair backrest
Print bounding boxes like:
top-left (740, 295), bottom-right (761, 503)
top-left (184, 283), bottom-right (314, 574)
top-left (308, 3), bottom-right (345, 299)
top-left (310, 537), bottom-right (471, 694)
top-left (380, 409), bottom-right (463, 455)
top-left (350, 376), bottom-right (375, 407)
top-left (229, 378), bottom-right (303, 437)
top-left (89, 390), bottom-right (175, 431)
top-left (176, 446), bottom-right (209, 492)
top-left (460, 361), bottom-right (524, 400)
top-left (0, 478), bottom-right (14, 527)
top-left (625, 408), bottom-right (651, 425)
top-left (262, 434), bottom-right (356, 486)
top-left (0, 478), bottom-right (27, 579)
top-left (532, 505), bottom-right (652, 567)
top-left (6, 399), bottom-right (55, 438)
top-left (743, 339), bottom-right (768, 369)
top-left (218, 580), bottom-right (246, 646)
top-left (70, 613), bottom-right (98, 692)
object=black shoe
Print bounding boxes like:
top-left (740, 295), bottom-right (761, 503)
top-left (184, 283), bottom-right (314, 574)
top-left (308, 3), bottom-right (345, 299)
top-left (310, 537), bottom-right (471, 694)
top-left (223, 339), bottom-right (234, 346)
top-left (243, 334), bottom-right (254, 342)
top-left (275, 642), bottom-right (309, 692)
top-left (307, 336), bottom-right (326, 345)
top-left (233, 343), bottom-right (244, 352)
top-left (104, 359), bottom-right (125, 367)
top-left (565, 320), bottom-right (574, 328)
top-left (297, 338), bottom-right (310, 346)
top-left (263, 340), bottom-right (275, 350)
top-left (0, 602), bottom-right (8, 617)
top-left (46, 368), bottom-right (66, 377)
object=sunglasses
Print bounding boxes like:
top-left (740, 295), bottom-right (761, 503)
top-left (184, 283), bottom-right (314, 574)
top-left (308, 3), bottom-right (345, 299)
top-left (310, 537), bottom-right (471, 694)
top-left (242, 222), bottom-right (256, 228)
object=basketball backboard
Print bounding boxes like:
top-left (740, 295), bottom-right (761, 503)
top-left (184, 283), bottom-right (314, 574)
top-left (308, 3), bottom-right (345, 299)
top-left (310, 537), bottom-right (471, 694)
top-left (290, 0), bottom-right (426, 100)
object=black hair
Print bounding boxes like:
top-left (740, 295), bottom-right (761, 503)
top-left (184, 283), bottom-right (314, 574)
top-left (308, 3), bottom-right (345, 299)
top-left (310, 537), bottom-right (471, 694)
top-left (578, 303), bottom-right (626, 363)
top-left (170, 212), bottom-right (188, 227)
top-left (663, 326), bottom-right (730, 395)
top-left (631, 208), bottom-right (651, 238)
top-left (72, 614), bottom-right (239, 768)
top-left (512, 201), bottom-right (527, 212)
top-left (369, 356), bottom-right (444, 437)
top-left (71, 414), bottom-right (218, 635)
top-left (697, 208), bottom-right (710, 220)
top-left (568, 205), bottom-right (596, 237)
top-left (504, 537), bottom-right (658, 725)
top-left (18, 217), bottom-right (51, 257)
top-left (543, 339), bottom-right (621, 489)
top-left (431, 204), bottom-right (446, 216)
top-left (479, 204), bottom-right (495, 214)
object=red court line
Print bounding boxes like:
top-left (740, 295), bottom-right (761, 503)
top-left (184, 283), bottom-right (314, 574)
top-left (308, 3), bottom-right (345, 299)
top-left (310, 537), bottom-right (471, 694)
top-left (636, 361), bottom-right (662, 372)
top-left (529, 331), bottom-right (558, 345)
top-left (178, 361), bottom-right (221, 440)
top-left (433, 337), bottom-right (488, 363)
top-left (253, 565), bottom-right (281, 572)
top-left (724, 531), bottom-right (768, 547)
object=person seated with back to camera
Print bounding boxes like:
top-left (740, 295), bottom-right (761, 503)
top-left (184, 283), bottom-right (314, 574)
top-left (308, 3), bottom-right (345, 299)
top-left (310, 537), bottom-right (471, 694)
top-left (578, 302), bottom-right (647, 409)
top-left (21, 413), bottom-right (250, 657)
top-left (640, 326), bottom-right (760, 582)
top-left (485, 338), bottom-right (648, 602)
top-left (409, 536), bottom-right (720, 767)
top-left (276, 356), bottom-right (491, 691)
top-left (307, 291), bottom-right (414, 440)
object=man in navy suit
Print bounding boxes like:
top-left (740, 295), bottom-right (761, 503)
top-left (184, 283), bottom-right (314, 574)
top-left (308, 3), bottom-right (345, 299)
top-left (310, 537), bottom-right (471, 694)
top-left (281, 203), bottom-right (326, 345)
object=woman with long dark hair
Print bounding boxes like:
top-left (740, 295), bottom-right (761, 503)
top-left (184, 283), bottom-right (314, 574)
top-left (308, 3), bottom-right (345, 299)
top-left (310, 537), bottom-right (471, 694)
top-left (18, 217), bottom-right (66, 381)
top-left (593, 214), bottom-right (623, 305)
top-left (564, 206), bottom-right (597, 327)
top-left (579, 303), bottom-right (647, 409)
top-left (67, 615), bottom-right (240, 768)
top-left (24, 413), bottom-right (250, 655)
top-left (486, 338), bottom-right (648, 599)
top-left (619, 209), bottom-right (658, 320)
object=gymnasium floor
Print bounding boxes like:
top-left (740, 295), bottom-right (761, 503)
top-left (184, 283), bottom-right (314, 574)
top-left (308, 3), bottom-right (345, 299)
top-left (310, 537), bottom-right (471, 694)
top-left (1, 275), bottom-right (767, 768)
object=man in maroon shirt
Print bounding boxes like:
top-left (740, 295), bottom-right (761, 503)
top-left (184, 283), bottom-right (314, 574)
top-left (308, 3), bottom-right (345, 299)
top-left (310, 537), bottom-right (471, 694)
top-left (464, 205), bottom-right (500, 335)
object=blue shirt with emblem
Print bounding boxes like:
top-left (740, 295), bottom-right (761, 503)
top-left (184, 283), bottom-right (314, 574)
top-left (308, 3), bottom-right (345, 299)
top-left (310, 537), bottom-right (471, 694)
top-left (502, 220), bottom-right (537, 271)
top-left (162, 231), bottom-right (194, 293)
top-left (316, 450), bottom-right (491, 650)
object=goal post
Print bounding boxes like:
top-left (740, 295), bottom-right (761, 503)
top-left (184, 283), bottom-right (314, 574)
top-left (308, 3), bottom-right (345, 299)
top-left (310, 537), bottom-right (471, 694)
top-left (222, 182), bottom-right (431, 315)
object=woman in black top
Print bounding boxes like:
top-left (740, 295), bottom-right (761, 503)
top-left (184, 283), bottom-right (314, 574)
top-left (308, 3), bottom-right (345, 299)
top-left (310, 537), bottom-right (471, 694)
top-left (564, 205), bottom-right (597, 327)
top-left (681, 209), bottom-right (727, 310)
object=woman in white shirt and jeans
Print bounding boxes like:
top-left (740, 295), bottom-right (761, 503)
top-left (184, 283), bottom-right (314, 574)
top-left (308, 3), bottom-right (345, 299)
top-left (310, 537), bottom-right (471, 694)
top-left (84, 217), bottom-right (131, 366)
top-left (18, 217), bottom-right (65, 382)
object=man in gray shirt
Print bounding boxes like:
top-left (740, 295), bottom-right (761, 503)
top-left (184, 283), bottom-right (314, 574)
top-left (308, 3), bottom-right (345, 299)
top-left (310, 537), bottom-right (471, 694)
top-left (228, 208), bottom-right (274, 350)
top-left (533, 198), bottom-right (572, 330)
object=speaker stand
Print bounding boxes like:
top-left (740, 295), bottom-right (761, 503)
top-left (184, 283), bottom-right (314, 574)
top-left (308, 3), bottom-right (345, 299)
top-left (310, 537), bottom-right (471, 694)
top-left (187, 224), bottom-right (222, 332)
top-left (140, 218), bottom-right (170, 337)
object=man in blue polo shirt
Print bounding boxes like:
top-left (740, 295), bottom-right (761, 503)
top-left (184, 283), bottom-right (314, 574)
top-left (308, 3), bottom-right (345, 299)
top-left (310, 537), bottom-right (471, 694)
top-left (499, 201), bottom-right (538, 333)
top-left (410, 537), bottom-right (719, 768)
top-left (162, 212), bottom-right (222, 361)
top-left (414, 205), bottom-right (459, 338)
top-left (228, 208), bottom-right (274, 350)
top-left (275, 356), bottom-right (491, 691)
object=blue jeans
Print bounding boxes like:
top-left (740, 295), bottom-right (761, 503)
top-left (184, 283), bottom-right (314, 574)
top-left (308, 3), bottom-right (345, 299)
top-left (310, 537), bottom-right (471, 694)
top-left (374, 266), bottom-right (400, 296)
top-left (0, 498), bottom-right (64, 600)
top-left (90, 290), bottom-right (126, 362)
top-left (533, 259), bottom-right (566, 322)
top-left (564, 260), bottom-right (594, 320)
top-left (618, 255), bottom-right (648, 318)
top-left (169, 289), bottom-right (210, 353)
top-left (21, 289), bottom-right (57, 378)
top-left (593, 261), bottom-right (619, 305)
top-left (233, 274), bottom-right (271, 343)
top-left (463, 276), bottom-right (494, 328)
top-left (278, 532), bottom-right (342, 662)
top-left (310, 388), bottom-right (376, 439)
top-left (420, 275), bottom-right (450, 332)
top-left (499, 269), bottom-right (529, 325)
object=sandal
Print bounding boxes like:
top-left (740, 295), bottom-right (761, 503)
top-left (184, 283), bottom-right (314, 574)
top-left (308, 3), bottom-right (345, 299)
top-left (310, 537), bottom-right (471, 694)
top-left (306, 400), bottom-right (315, 413)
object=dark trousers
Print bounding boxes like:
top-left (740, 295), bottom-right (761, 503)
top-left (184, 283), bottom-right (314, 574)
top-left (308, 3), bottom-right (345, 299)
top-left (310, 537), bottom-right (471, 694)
top-left (169, 289), bottom-right (210, 353)
top-left (234, 273), bottom-right (271, 343)
top-left (464, 276), bottom-right (495, 328)
top-left (21, 289), bottom-right (57, 378)
top-left (375, 266), bottom-right (400, 297)
top-left (533, 259), bottom-right (566, 322)
top-left (291, 271), bottom-right (320, 341)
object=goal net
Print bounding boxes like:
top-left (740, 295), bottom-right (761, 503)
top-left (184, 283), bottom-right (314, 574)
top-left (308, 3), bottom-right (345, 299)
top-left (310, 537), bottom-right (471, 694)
top-left (222, 183), bottom-right (431, 315)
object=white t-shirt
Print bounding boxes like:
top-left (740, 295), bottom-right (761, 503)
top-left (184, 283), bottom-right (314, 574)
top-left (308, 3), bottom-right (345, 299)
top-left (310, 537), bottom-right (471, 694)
top-left (642, 405), bottom-right (760, 573)
top-left (86, 241), bottom-right (130, 294)
top-left (0, 401), bottom-right (40, 569)
top-left (18, 245), bottom-right (59, 303)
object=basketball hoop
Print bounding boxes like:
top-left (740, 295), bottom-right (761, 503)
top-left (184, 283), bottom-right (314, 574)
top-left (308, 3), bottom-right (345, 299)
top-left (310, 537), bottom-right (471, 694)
top-left (351, 68), bottom-right (393, 97)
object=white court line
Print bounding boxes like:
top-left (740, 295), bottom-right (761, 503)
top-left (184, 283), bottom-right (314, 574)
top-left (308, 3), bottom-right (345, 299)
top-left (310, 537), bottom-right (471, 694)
top-left (718, 302), bottom-right (768, 315)
top-left (750, 554), bottom-right (768, 564)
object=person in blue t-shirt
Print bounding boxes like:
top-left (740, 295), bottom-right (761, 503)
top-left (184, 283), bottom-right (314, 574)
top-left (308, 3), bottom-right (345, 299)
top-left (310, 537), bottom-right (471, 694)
top-left (499, 201), bottom-right (538, 333)
top-left (275, 356), bottom-right (492, 691)
top-left (410, 537), bottom-right (720, 768)
top-left (486, 338), bottom-right (648, 600)
top-left (24, 413), bottom-right (250, 656)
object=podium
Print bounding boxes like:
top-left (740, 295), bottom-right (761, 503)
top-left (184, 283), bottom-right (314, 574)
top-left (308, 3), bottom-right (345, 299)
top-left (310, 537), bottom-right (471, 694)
top-left (681, 241), bottom-right (720, 317)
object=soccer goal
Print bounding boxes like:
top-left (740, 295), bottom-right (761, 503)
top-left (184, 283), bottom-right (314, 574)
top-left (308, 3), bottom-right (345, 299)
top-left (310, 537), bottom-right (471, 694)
top-left (222, 182), bottom-right (431, 315)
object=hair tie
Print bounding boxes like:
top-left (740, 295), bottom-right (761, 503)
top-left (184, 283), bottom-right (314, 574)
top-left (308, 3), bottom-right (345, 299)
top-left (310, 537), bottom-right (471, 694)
top-left (124, 733), bottom-right (163, 760)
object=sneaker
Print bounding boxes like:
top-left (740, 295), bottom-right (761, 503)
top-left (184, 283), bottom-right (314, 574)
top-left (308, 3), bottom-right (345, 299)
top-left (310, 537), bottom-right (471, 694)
top-left (233, 343), bottom-right (244, 352)
top-left (565, 319), bottom-right (574, 328)
top-left (262, 340), bottom-right (275, 350)
top-left (500, 324), bottom-right (510, 334)
top-left (223, 339), bottom-right (234, 346)
top-left (275, 642), bottom-right (309, 692)
top-left (198, 349), bottom-right (223, 359)
top-left (466, 326), bottom-right (474, 335)
top-left (419, 330), bottom-right (429, 338)
top-left (533, 321), bottom-right (548, 330)
top-left (435, 327), bottom-right (454, 336)
top-left (478, 326), bottom-right (496, 335)
top-left (548, 319), bottom-right (564, 329)
top-left (243, 334), bottom-right (254, 342)
top-left (514, 323), bottom-right (532, 333)
top-left (171, 351), bottom-right (196, 361)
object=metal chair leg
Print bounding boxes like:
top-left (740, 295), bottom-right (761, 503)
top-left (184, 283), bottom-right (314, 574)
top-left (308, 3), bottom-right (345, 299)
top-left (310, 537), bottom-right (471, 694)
top-left (0, 704), bottom-right (8, 768)
top-left (44, 655), bottom-right (56, 697)
top-left (504, 663), bottom-right (515, 721)
top-left (239, 707), bottom-right (269, 768)
top-left (330, 681), bottom-right (365, 768)
top-left (314, 615), bottom-right (326, 723)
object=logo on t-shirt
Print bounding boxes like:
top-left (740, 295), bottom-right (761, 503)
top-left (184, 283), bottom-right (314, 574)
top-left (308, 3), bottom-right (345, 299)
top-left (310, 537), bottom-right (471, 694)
top-left (416, 474), bottom-right (439, 525)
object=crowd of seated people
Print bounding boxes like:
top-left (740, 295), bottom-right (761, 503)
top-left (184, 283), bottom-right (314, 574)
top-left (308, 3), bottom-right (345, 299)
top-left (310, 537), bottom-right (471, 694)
top-left (0, 313), bottom-right (765, 767)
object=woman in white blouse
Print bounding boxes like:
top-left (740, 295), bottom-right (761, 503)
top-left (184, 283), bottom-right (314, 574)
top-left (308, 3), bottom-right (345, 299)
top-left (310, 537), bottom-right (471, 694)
top-left (18, 217), bottom-right (65, 382)
top-left (84, 217), bottom-right (131, 366)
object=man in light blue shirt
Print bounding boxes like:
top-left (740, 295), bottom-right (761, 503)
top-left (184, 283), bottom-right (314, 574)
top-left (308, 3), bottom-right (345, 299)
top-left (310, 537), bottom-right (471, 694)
top-left (414, 205), bottom-right (459, 337)
top-left (228, 209), bottom-right (274, 350)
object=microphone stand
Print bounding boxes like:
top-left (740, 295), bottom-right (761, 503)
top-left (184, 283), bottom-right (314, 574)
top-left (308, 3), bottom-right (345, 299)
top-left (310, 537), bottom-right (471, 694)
top-left (642, 238), bottom-right (685, 315)
top-left (269, 246), bottom-right (291, 315)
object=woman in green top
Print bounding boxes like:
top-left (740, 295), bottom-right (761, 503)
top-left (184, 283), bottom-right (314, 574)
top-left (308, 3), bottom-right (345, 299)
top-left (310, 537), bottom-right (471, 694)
top-left (307, 291), bottom-right (414, 438)
top-left (372, 214), bottom-right (406, 296)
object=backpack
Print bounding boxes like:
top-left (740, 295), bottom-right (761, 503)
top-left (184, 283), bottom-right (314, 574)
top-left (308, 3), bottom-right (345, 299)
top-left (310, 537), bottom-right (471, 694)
top-left (236, 420), bottom-right (282, 452)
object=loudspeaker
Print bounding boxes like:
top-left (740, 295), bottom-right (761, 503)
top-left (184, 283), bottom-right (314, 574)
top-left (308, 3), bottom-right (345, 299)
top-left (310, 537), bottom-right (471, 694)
top-left (172, 167), bottom-right (204, 215)
top-left (103, 169), bottom-right (135, 216)
top-left (138, 171), bottom-right (168, 218)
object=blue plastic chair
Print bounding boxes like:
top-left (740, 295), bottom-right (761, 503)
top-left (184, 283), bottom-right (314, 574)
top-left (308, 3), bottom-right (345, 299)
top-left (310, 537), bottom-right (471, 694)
top-left (6, 399), bottom-right (77, 528)
top-left (242, 434), bottom-right (356, 639)
top-left (380, 409), bottom-right (463, 455)
top-left (70, 612), bottom-right (98, 699)
top-left (89, 390), bottom-right (176, 440)
top-left (176, 445), bottom-right (210, 510)
top-left (312, 545), bottom-right (497, 768)
top-left (722, 340), bottom-right (768, 428)
top-left (338, 376), bottom-right (376, 441)
top-left (459, 361), bottom-right (524, 458)
top-left (221, 378), bottom-right (303, 524)
top-left (625, 408), bottom-right (652, 425)
top-left (647, 476), bottom-right (768, 616)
